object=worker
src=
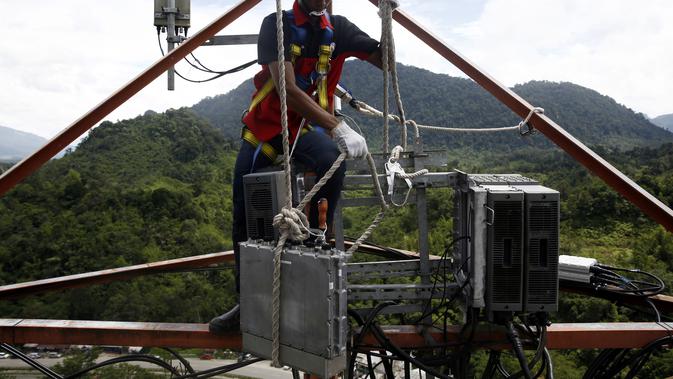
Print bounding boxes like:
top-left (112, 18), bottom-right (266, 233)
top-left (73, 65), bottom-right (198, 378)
top-left (209, 0), bottom-right (384, 333)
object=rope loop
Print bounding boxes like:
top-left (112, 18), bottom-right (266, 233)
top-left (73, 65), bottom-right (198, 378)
top-left (518, 107), bottom-right (544, 136)
top-left (389, 145), bottom-right (404, 163)
top-left (273, 207), bottom-right (310, 243)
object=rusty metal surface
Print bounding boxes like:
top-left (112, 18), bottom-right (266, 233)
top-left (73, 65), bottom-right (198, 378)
top-left (0, 319), bottom-right (240, 349)
top-left (0, 0), bottom-right (262, 198)
top-left (360, 323), bottom-right (673, 350)
top-left (0, 251), bottom-right (233, 300)
top-left (367, 0), bottom-right (673, 233)
top-left (1, 320), bottom-right (669, 350)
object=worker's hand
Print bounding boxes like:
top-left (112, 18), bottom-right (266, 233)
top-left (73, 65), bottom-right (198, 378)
top-left (332, 120), bottom-right (368, 159)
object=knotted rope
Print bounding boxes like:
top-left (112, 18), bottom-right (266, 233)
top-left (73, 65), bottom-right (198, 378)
top-left (271, 0), bottom-right (290, 367)
top-left (387, 145), bottom-right (428, 207)
top-left (379, 0), bottom-right (418, 152)
top-left (269, 0), bottom-right (390, 367)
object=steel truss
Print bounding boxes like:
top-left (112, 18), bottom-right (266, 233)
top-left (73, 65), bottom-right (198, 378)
top-left (0, 0), bottom-right (672, 378)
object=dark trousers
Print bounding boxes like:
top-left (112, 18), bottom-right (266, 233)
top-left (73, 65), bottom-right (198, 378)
top-left (232, 129), bottom-right (346, 293)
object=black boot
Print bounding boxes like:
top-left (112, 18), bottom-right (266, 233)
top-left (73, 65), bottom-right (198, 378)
top-left (208, 304), bottom-right (241, 334)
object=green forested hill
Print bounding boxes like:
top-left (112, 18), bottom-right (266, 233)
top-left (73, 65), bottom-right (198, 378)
top-left (191, 60), bottom-right (673, 151)
top-left (2, 64), bottom-right (673, 376)
top-left (0, 109), bottom-right (238, 321)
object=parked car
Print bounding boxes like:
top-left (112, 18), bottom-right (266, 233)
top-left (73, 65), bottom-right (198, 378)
top-left (47, 352), bottom-right (62, 358)
top-left (199, 353), bottom-right (214, 360)
top-left (27, 352), bottom-right (41, 359)
top-left (0, 352), bottom-right (10, 359)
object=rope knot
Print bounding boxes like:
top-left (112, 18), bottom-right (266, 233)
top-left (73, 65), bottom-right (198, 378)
top-left (519, 107), bottom-right (544, 136)
top-left (378, 0), bottom-right (400, 18)
top-left (273, 207), bottom-right (310, 242)
top-left (390, 145), bottom-right (404, 163)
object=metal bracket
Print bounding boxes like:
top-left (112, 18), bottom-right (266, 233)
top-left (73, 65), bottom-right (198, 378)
top-left (202, 34), bottom-right (259, 46)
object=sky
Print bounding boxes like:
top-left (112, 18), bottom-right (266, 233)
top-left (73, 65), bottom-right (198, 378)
top-left (1, 0), bottom-right (672, 140)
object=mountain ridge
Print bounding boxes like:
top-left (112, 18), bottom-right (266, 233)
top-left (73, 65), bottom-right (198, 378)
top-left (191, 60), bottom-right (673, 151)
top-left (0, 125), bottom-right (47, 162)
top-left (651, 113), bottom-right (673, 132)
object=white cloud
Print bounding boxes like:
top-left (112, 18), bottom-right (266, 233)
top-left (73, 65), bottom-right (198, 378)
top-left (442, 0), bottom-right (673, 117)
top-left (1, 0), bottom-right (671, 140)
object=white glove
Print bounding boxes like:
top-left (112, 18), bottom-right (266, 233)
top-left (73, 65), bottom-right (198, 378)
top-left (332, 120), bottom-right (368, 159)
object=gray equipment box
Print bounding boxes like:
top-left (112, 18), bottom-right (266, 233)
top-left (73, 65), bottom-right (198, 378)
top-left (453, 175), bottom-right (530, 313)
top-left (240, 241), bottom-right (351, 378)
top-left (514, 185), bottom-right (560, 312)
top-left (154, 0), bottom-right (191, 28)
top-left (243, 171), bottom-right (288, 241)
top-left (454, 174), bottom-right (559, 315)
top-left (486, 186), bottom-right (525, 313)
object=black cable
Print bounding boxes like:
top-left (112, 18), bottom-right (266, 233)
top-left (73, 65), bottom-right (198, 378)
top-left (64, 354), bottom-right (181, 378)
top-left (590, 264), bottom-right (665, 296)
top-left (173, 357), bottom-right (264, 379)
top-left (347, 302), bottom-right (397, 379)
top-left (156, 28), bottom-right (256, 84)
top-left (161, 347), bottom-right (195, 374)
top-left (413, 236), bottom-right (471, 325)
top-left (506, 321), bottom-right (533, 379)
top-left (368, 322), bottom-right (453, 379)
top-left (494, 323), bottom-right (547, 379)
top-left (543, 347), bottom-right (554, 379)
top-left (482, 350), bottom-right (501, 379)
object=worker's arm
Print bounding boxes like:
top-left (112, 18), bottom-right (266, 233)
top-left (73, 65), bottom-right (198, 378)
top-left (268, 61), bottom-right (340, 131)
top-left (366, 49), bottom-right (383, 70)
top-left (268, 61), bottom-right (367, 158)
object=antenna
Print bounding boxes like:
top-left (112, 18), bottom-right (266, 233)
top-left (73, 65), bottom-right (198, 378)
top-left (154, 0), bottom-right (191, 90)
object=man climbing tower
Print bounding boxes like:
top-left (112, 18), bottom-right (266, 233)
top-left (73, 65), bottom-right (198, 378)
top-left (209, 0), bottom-right (383, 333)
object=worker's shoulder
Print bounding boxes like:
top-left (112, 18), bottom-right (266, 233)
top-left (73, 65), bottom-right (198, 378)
top-left (330, 14), bottom-right (356, 28)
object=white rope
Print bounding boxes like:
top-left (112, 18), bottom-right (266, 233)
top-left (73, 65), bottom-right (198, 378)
top-left (379, 0), bottom-right (416, 151)
top-left (386, 145), bottom-right (428, 207)
top-left (355, 100), bottom-right (536, 134)
top-left (268, 2), bottom-right (440, 366)
top-left (271, 0), bottom-right (289, 367)
top-left (347, 153), bottom-right (388, 253)
top-left (518, 107), bottom-right (545, 135)
top-left (379, 1), bottom-right (391, 153)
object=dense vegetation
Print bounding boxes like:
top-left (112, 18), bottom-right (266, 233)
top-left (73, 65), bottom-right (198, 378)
top-left (192, 60), bottom-right (673, 151)
top-left (1, 64), bottom-right (673, 376)
top-left (0, 110), bottom-right (239, 322)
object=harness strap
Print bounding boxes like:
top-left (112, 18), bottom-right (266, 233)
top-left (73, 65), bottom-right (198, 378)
top-left (316, 44), bottom-right (332, 110)
top-left (242, 125), bottom-right (313, 163)
top-left (247, 10), bottom-right (334, 114)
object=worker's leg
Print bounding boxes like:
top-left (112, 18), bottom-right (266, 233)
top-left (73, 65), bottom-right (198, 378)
top-left (291, 129), bottom-right (346, 229)
top-left (210, 139), bottom-right (273, 334)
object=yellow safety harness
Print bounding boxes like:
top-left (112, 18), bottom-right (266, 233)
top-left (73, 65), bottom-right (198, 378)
top-left (243, 12), bottom-right (334, 163)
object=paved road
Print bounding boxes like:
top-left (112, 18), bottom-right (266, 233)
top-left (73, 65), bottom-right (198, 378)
top-left (0, 355), bottom-right (294, 378)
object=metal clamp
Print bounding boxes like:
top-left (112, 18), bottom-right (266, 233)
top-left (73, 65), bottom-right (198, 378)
top-left (484, 205), bottom-right (495, 226)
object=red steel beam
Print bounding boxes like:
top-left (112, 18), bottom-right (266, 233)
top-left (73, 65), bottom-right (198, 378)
top-left (0, 0), bottom-right (262, 198)
top-left (0, 251), bottom-right (233, 300)
top-left (362, 323), bottom-right (672, 350)
top-left (0, 319), bottom-right (240, 350)
top-left (0, 320), bottom-right (668, 350)
top-left (368, 0), bottom-right (673, 232)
